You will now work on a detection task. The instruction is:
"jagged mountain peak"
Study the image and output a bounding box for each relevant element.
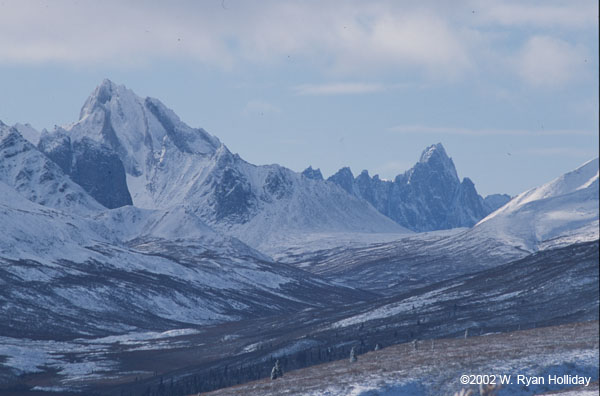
[325,143,507,231]
[327,166,355,194]
[77,79,221,153]
[79,78,127,120]
[63,80,222,180]
[419,142,447,163]
[413,142,459,182]
[301,166,323,180]
[333,166,353,178]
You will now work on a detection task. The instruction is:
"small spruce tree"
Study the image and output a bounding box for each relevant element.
[270,359,283,380]
[349,347,357,363]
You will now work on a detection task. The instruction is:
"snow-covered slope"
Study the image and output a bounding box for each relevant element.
[474,158,599,251]
[0,180,370,339]
[52,80,406,248]
[0,122,104,213]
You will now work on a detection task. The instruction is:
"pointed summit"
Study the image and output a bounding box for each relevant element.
[302,166,323,180]
[79,78,122,120]
[326,143,500,231]
[413,143,458,182]
[327,167,355,194]
[419,143,448,163]
[97,78,118,98]
[64,80,221,178]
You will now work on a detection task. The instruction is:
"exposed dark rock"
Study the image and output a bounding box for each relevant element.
[38,132,132,209]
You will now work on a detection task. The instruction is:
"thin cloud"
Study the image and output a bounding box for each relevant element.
[0,1,594,86]
[0,1,473,77]
[514,36,588,87]
[388,124,596,136]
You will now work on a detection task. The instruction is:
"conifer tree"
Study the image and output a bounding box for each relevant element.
[270,359,283,380]
[349,347,357,362]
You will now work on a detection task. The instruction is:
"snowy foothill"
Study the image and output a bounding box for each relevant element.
[474,158,599,251]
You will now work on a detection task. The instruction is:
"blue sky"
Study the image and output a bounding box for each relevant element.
[0,0,598,196]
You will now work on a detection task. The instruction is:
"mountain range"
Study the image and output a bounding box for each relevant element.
[36,80,406,250]
[1,80,596,312]
[15,80,512,242]
[0,79,597,394]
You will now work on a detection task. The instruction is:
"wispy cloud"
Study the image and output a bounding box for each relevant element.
[293,83,387,96]
[388,124,596,136]
[513,36,588,87]
[0,0,595,86]
[0,1,473,77]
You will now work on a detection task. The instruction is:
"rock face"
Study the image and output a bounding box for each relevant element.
[38,131,132,209]
[328,144,509,232]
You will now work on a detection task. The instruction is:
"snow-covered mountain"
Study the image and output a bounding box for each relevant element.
[47,79,405,249]
[473,158,599,251]
[326,143,510,232]
[0,121,104,213]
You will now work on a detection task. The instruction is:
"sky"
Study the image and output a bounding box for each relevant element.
[0,0,598,196]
